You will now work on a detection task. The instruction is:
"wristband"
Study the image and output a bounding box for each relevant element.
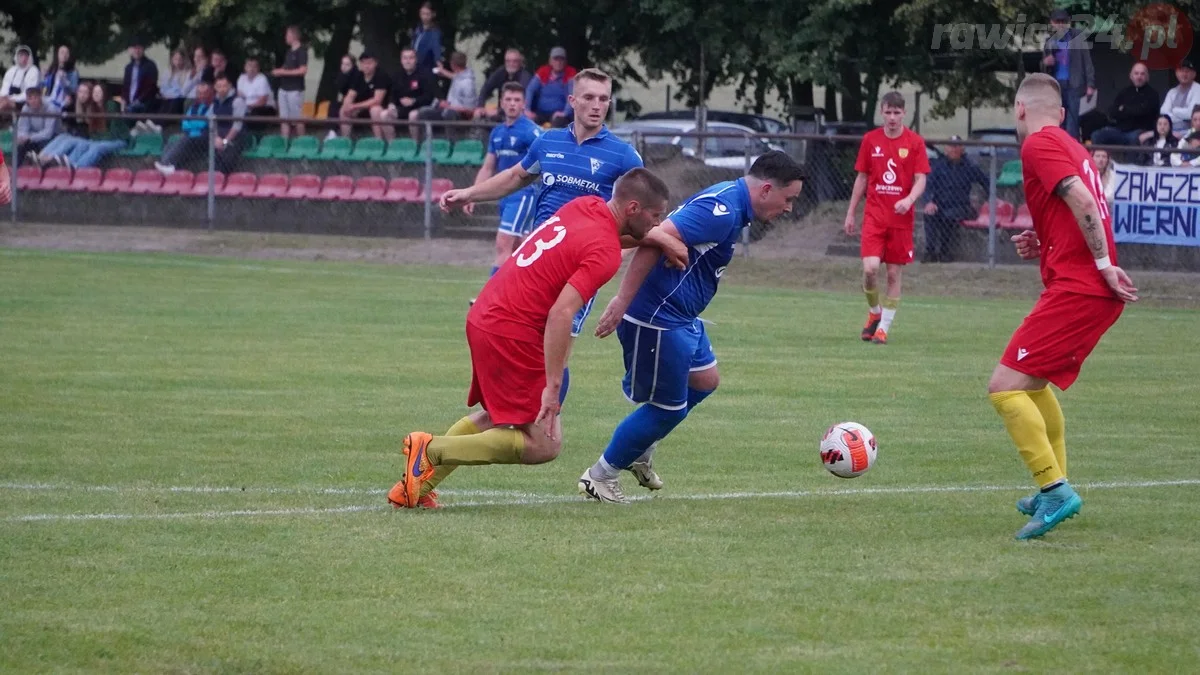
[1094,256,1112,271]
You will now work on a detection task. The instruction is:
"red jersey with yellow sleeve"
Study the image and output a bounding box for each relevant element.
[854,127,930,230]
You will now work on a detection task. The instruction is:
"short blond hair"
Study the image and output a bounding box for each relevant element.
[1015,73,1062,113]
[574,68,611,87]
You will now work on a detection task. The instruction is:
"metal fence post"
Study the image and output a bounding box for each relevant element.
[742,133,752,257]
[207,108,216,230]
[987,147,998,269]
[423,121,434,241]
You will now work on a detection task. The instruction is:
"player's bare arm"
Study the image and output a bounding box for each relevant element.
[895,173,927,214]
[595,221,684,338]
[440,165,537,212]
[844,173,868,234]
[464,154,499,216]
[539,285,587,435]
[619,226,687,269]
[0,164,10,206]
[1054,175,1139,303]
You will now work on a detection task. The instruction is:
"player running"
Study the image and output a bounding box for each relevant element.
[440,68,644,401]
[467,82,541,297]
[580,151,807,503]
[988,73,1138,540]
[843,91,929,345]
[388,169,672,509]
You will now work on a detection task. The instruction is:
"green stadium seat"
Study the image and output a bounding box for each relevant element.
[120,133,162,157]
[0,128,12,153]
[243,134,287,159]
[408,138,452,164]
[349,137,386,161]
[382,138,417,162]
[444,139,485,166]
[284,135,321,160]
[996,160,1023,188]
[317,136,353,160]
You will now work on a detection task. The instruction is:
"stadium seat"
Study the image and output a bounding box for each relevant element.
[120,169,165,194]
[429,177,455,202]
[65,167,102,192]
[15,165,41,190]
[0,128,12,153]
[284,135,320,160]
[997,160,1023,188]
[1010,203,1033,229]
[253,173,289,198]
[38,166,73,191]
[244,135,287,159]
[410,138,452,164]
[301,101,316,118]
[349,137,386,161]
[316,101,330,119]
[961,200,1015,229]
[120,133,163,157]
[94,167,133,193]
[315,175,354,201]
[187,171,225,196]
[218,172,257,197]
[159,170,196,195]
[317,136,353,160]
[381,177,421,203]
[284,174,322,199]
[382,138,417,162]
[444,139,484,166]
[346,175,387,202]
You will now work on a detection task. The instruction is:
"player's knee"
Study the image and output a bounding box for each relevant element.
[468,409,492,430]
[689,367,719,392]
[521,434,561,464]
[886,265,902,283]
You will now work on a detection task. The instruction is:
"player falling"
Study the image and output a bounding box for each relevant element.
[843,91,929,345]
[388,170,674,509]
[579,152,807,503]
[989,74,1137,540]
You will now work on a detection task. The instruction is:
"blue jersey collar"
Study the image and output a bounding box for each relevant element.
[734,177,755,223]
[567,122,611,143]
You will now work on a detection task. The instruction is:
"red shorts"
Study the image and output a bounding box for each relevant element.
[1001,289,1124,390]
[465,322,544,426]
[861,222,914,265]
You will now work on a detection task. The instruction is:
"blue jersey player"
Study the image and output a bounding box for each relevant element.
[441,68,647,402]
[578,151,807,503]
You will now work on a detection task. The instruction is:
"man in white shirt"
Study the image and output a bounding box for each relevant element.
[1161,59,1200,133]
[1,45,40,115]
[237,56,276,129]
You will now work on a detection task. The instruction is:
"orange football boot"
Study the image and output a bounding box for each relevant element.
[861,312,882,341]
[872,329,888,345]
[386,432,435,508]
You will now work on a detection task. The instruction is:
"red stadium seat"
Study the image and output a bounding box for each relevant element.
[119,169,164,194]
[65,167,102,192]
[218,172,256,197]
[961,200,1014,229]
[429,177,454,202]
[346,176,386,202]
[315,175,354,201]
[15,165,41,190]
[252,173,289,199]
[283,174,321,199]
[39,166,73,191]
[381,177,421,203]
[188,171,225,196]
[93,168,133,193]
[1010,203,1033,230]
[158,170,195,195]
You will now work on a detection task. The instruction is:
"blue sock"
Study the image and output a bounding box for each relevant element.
[602,404,688,470]
[558,367,570,405]
[489,265,499,277]
[687,387,713,412]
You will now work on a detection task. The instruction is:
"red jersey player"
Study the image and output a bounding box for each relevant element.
[387,168,673,509]
[844,91,930,345]
[0,147,10,206]
[988,74,1138,540]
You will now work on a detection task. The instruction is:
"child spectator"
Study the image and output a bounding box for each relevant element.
[272,26,308,138]
[1171,107,1200,168]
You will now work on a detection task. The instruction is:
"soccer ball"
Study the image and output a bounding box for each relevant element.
[819,422,877,478]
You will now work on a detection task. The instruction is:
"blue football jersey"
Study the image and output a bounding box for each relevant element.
[519,123,644,225]
[625,179,754,329]
[489,117,541,174]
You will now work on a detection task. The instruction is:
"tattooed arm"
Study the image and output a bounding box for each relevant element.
[1053,175,1139,302]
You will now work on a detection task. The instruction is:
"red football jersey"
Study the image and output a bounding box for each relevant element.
[854,127,930,230]
[1021,126,1118,298]
[469,196,623,344]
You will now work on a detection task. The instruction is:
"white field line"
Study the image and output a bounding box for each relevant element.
[2,479,1197,523]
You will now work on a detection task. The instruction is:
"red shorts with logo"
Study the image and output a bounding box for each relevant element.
[1000,288,1124,390]
[861,221,914,265]
[466,321,544,426]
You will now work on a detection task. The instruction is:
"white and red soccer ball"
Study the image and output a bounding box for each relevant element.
[820,422,877,478]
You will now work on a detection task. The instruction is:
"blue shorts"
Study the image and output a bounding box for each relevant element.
[618,318,717,410]
[571,296,596,338]
[497,191,537,237]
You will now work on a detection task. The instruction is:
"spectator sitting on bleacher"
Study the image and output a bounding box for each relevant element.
[124,37,161,133]
[191,47,210,92]
[61,81,92,136]
[1091,148,1116,207]
[1,45,40,116]
[473,49,532,122]
[210,74,246,172]
[155,75,245,175]
[419,51,476,129]
[328,54,358,123]
[155,81,214,175]
[202,50,235,87]
[273,26,308,139]
[921,135,988,263]
[1143,115,1179,167]
[377,47,438,142]
[1090,62,1159,147]
[36,82,129,169]
[42,45,78,112]
[1161,59,1200,133]
[17,87,60,160]
[525,46,575,127]
[238,57,277,131]
[337,51,388,139]
[1171,108,1200,168]
[160,49,199,116]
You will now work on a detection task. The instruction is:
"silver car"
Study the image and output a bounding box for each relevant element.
[613,120,782,168]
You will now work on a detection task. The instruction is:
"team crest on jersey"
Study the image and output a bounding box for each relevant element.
[898,148,909,158]
[590,158,603,174]
[509,136,517,147]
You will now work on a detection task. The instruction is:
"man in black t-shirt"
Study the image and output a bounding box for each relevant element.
[338,51,390,138]
[374,47,438,142]
[272,25,309,138]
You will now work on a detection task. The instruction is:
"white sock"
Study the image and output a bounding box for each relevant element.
[591,457,621,480]
[879,307,897,332]
[869,305,881,315]
[634,441,659,465]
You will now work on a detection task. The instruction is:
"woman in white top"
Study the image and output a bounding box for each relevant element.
[1091,149,1116,209]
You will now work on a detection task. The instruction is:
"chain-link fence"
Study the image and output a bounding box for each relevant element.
[5,109,1199,268]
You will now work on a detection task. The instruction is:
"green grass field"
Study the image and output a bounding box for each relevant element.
[2,248,1198,673]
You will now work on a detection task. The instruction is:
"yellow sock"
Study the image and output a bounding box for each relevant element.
[421,416,478,497]
[990,391,1064,488]
[1028,386,1066,478]
[427,428,524,466]
[864,286,881,312]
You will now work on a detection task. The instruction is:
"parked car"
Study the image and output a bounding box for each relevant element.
[613,120,782,169]
[631,110,790,135]
[963,127,1020,164]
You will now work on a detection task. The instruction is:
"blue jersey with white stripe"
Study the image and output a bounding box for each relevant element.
[520,123,644,225]
[490,117,541,200]
[625,179,754,330]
